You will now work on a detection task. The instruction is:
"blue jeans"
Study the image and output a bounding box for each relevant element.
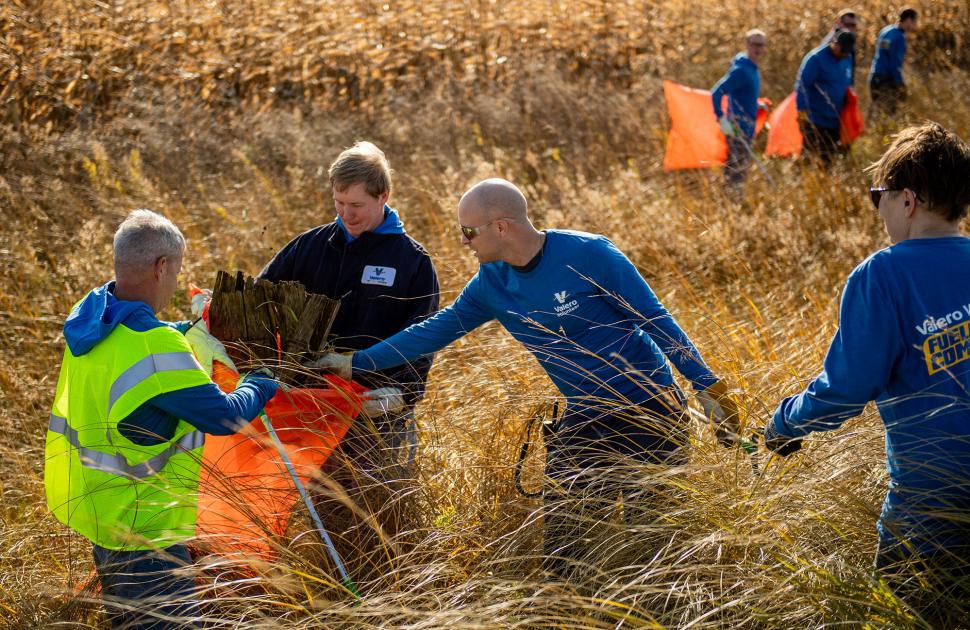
[92,543,199,629]
[725,135,753,192]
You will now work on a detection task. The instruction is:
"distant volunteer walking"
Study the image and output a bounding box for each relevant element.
[711,28,766,195]
[763,123,970,626]
[795,30,855,165]
[308,178,741,579]
[45,210,277,628]
[869,7,918,116]
[820,8,859,84]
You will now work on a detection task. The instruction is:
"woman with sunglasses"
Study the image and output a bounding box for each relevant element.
[763,122,970,624]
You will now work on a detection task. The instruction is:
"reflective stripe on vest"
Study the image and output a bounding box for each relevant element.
[108,351,201,415]
[48,413,204,479]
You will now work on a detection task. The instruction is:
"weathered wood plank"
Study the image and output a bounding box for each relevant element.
[206,270,340,376]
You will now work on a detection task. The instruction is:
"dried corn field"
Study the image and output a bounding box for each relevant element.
[2,0,970,627]
[4,0,969,130]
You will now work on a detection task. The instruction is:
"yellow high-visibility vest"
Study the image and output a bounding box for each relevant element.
[45,319,212,550]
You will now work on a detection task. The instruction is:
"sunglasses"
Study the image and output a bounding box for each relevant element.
[460,218,512,240]
[869,186,924,209]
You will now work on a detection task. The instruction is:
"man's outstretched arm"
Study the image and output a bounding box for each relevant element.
[332,275,494,377]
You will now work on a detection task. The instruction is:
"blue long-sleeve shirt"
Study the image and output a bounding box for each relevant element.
[711,53,761,139]
[353,230,717,422]
[795,44,853,129]
[772,238,970,552]
[870,25,907,85]
[64,282,278,446]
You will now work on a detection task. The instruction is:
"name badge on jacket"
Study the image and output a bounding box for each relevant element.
[361,265,396,287]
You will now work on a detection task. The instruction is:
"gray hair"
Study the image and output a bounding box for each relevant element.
[745,29,766,43]
[113,209,185,272]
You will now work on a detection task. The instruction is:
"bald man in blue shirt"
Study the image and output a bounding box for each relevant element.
[310,178,742,579]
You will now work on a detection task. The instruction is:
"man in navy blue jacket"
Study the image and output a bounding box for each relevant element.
[261,142,439,447]
[764,123,970,625]
[711,28,766,195]
[869,7,918,116]
[260,142,439,572]
[796,30,855,166]
[310,178,742,579]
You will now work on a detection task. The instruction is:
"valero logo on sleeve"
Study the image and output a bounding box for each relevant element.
[362,265,396,287]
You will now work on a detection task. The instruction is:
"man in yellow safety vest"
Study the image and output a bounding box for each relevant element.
[45,209,277,628]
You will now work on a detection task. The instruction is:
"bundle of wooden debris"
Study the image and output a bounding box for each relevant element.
[207,270,340,384]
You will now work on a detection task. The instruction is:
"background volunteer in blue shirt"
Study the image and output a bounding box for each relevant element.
[795,29,855,166]
[869,7,918,116]
[763,123,970,626]
[310,178,742,579]
[259,141,439,579]
[54,210,278,628]
[711,28,766,195]
[819,8,859,85]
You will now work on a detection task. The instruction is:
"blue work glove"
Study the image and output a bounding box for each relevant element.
[168,320,194,334]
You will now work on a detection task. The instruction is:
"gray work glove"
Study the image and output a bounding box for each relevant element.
[240,366,275,383]
[719,116,738,138]
[360,387,405,418]
[304,352,353,380]
[761,420,803,457]
[696,380,742,447]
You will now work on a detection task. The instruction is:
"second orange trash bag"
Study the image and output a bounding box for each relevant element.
[662,80,727,170]
[764,92,802,158]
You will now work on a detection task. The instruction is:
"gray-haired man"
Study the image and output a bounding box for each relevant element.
[45,209,277,627]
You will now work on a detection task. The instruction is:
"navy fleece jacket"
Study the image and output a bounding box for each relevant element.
[260,206,439,407]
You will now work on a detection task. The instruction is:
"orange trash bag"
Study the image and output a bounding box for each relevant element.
[755,98,771,136]
[840,87,865,145]
[663,80,727,170]
[765,92,803,158]
[195,361,366,560]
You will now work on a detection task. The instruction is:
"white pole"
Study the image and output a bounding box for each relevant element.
[259,412,361,598]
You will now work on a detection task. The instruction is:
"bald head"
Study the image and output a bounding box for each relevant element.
[459,178,529,223]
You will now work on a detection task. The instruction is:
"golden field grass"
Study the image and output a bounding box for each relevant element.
[2,0,970,627]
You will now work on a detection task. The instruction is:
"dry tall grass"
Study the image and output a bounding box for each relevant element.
[2,0,970,627]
